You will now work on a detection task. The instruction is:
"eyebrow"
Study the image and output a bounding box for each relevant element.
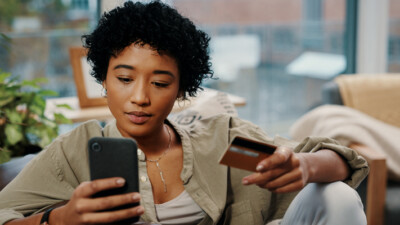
[113,64,175,77]
[114,64,134,70]
[153,70,175,77]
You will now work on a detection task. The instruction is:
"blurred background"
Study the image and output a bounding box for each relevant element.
[0,0,398,136]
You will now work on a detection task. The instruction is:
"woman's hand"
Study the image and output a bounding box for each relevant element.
[51,177,144,225]
[242,147,351,193]
[242,147,311,193]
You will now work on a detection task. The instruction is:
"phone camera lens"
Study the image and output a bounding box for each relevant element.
[92,142,101,152]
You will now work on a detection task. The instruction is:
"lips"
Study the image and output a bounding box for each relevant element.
[125,111,152,124]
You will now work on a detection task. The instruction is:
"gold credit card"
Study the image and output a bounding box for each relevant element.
[219,136,277,172]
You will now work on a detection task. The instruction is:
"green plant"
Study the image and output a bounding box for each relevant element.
[0,71,72,163]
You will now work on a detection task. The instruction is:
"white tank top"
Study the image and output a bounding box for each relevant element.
[154,190,205,224]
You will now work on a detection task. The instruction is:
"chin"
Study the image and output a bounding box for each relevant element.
[119,122,154,138]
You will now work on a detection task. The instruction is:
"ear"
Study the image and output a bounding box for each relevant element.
[102,81,106,90]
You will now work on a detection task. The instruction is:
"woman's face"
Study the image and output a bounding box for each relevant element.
[104,43,180,138]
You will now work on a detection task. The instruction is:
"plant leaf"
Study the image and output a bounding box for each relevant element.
[0,147,11,164]
[31,77,48,84]
[0,72,11,82]
[38,90,58,97]
[6,109,23,124]
[19,92,35,104]
[26,125,41,141]
[0,33,11,42]
[5,124,23,145]
[42,118,57,129]
[29,95,46,116]
[29,104,43,116]
[5,85,21,93]
[0,97,14,107]
[54,113,72,124]
[0,33,11,54]
[38,128,54,148]
[56,103,73,110]
[21,80,39,89]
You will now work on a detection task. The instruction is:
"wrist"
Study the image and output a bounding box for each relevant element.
[296,153,315,183]
[40,208,54,225]
[47,207,62,225]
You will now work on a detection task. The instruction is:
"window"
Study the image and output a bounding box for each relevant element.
[71,0,90,10]
[1,0,349,136]
[172,0,347,135]
[388,0,400,72]
[0,0,99,97]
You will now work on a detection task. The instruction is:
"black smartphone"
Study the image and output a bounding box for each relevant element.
[88,137,140,224]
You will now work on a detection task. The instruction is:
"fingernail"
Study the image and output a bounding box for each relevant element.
[256,164,264,171]
[132,194,140,201]
[116,178,125,185]
[137,206,144,214]
[242,179,249,185]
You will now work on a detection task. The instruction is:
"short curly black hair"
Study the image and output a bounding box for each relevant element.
[82,1,213,99]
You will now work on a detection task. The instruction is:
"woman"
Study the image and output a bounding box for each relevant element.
[0,1,368,225]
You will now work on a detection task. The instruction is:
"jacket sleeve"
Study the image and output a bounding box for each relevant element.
[0,139,74,224]
[0,121,102,225]
[292,136,369,189]
[227,115,368,188]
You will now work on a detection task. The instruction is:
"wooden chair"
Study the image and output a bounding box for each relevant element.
[349,144,387,225]
[322,75,400,225]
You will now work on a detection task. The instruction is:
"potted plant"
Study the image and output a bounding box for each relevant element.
[0,71,72,163]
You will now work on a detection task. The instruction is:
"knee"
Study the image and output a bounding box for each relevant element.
[321,181,362,210]
[289,181,360,206]
[281,182,366,225]
[324,181,361,204]
[318,181,366,224]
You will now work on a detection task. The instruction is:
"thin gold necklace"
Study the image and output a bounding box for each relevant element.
[146,124,171,193]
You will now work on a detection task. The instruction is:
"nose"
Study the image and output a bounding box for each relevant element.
[130,80,150,106]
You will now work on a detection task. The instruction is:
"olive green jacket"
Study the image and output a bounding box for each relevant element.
[0,114,369,225]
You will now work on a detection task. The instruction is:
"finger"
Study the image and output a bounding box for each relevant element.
[270,180,305,193]
[242,167,287,186]
[256,146,293,172]
[80,205,145,224]
[75,192,141,213]
[74,177,126,198]
[261,168,303,190]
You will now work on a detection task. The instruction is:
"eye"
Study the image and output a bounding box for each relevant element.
[152,82,169,88]
[117,77,132,83]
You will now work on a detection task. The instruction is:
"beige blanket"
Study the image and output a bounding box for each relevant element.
[289,104,400,181]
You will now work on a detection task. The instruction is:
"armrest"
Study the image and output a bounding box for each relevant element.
[349,143,387,225]
[350,143,386,162]
[0,154,36,191]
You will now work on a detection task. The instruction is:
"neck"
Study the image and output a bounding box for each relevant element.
[135,124,172,159]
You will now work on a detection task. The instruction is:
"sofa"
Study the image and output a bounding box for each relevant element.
[0,154,36,191]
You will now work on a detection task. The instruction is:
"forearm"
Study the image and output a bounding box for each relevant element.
[4,213,42,225]
[298,149,351,183]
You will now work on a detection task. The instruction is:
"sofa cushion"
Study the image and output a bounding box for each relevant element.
[0,154,36,191]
